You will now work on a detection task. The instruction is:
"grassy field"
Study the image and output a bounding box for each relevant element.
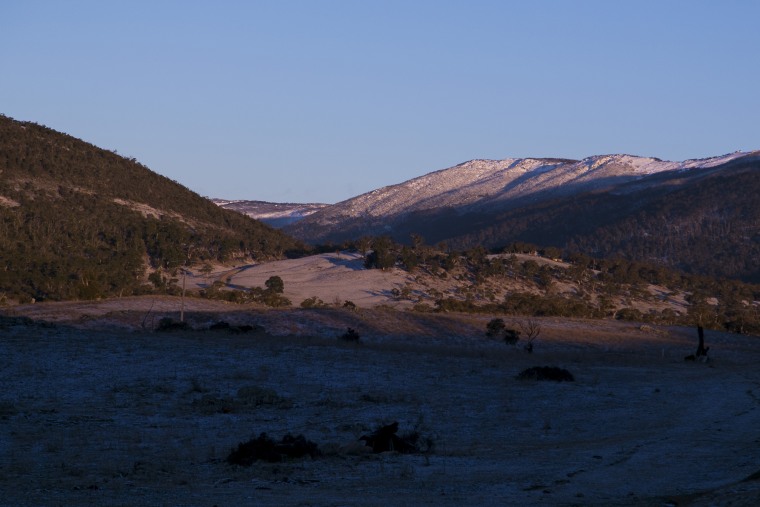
[2,301,760,505]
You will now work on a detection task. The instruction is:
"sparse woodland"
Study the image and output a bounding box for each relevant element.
[353,236,760,335]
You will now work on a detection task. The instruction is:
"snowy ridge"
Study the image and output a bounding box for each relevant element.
[297,151,756,230]
[212,199,328,227]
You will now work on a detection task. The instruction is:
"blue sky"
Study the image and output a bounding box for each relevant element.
[2,1,759,203]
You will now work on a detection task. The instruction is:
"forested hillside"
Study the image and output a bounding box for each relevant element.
[444,157,760,282]
[0,114,302,301]
[280,151,760,283]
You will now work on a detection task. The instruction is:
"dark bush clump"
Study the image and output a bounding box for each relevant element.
[485,318,521,345]
[485,318,506,337]
[517,366,574,382]
[340,327,361,342]
[156,317,189,332]
[208,321,259,334]
[209,321,230,331]
[0,315,35,328]
[227,433,320,466]
[359,422,419,454]
[503,328,521,345]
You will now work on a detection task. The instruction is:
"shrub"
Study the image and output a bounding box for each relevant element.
[301,296,327,308]
[208,321,259,334]
[264,275,284,294]
[359,421,419,454]
[503,328,521,345]
[209,321,231,331]
[486,317,521,344]
[227,433,319,465]
[156,317,189,332]
[259,292,292,307]
[485,318,506,337]
[616,308,643,321]
[517,366,574,382]
[339,327,360,342]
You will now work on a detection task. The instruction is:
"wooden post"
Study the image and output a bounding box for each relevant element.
[180,269,186,323]
[696,326,709,357]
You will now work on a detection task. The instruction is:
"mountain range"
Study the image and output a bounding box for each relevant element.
[219,151,760,282]
[211,199,328,228]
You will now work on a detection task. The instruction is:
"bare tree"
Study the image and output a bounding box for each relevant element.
[520,318,541,353]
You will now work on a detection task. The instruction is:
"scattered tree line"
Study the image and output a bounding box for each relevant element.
[346,235,760,335]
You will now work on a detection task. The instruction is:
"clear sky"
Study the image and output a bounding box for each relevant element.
[2,1,758,203]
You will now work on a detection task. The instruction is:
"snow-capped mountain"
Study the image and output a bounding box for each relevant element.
[283,151,758,243]
[212,199,328,228]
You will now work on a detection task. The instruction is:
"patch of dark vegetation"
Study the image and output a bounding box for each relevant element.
[300,296,328,308]
[227,433,320,465]
[339,327,361,342]
[208,321,259,334]
[359,422,428,454]
[517,366,575,382]
[0,315,35,328]
[0,315,57,329]
[741,469,760,482]
[155,317,189,332]
[503,328,521,345]
[485,317,506,337]
[485,318,522,345]
[209,321,231,331]
[399,429,435,454]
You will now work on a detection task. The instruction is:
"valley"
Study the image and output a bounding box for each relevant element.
[2,113,760,505]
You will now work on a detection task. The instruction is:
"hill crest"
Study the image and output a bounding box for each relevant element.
[0,114,302,301]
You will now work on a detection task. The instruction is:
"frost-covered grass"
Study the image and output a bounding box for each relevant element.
[2,309,760,505]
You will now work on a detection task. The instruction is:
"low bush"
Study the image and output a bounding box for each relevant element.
[208,321,259,334]
[503,328,521,345]
[517,366,574,382]
[227,433,320,465]
[485,318,506,337]
[339,327,361,342]
[301,296,327,308]
[156,317,189,332]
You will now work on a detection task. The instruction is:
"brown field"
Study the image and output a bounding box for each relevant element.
[2,296,760,506]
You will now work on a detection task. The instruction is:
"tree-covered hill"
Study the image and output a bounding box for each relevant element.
[0,114,302,302]
[442,156,760,283]
[320,155,760,283]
